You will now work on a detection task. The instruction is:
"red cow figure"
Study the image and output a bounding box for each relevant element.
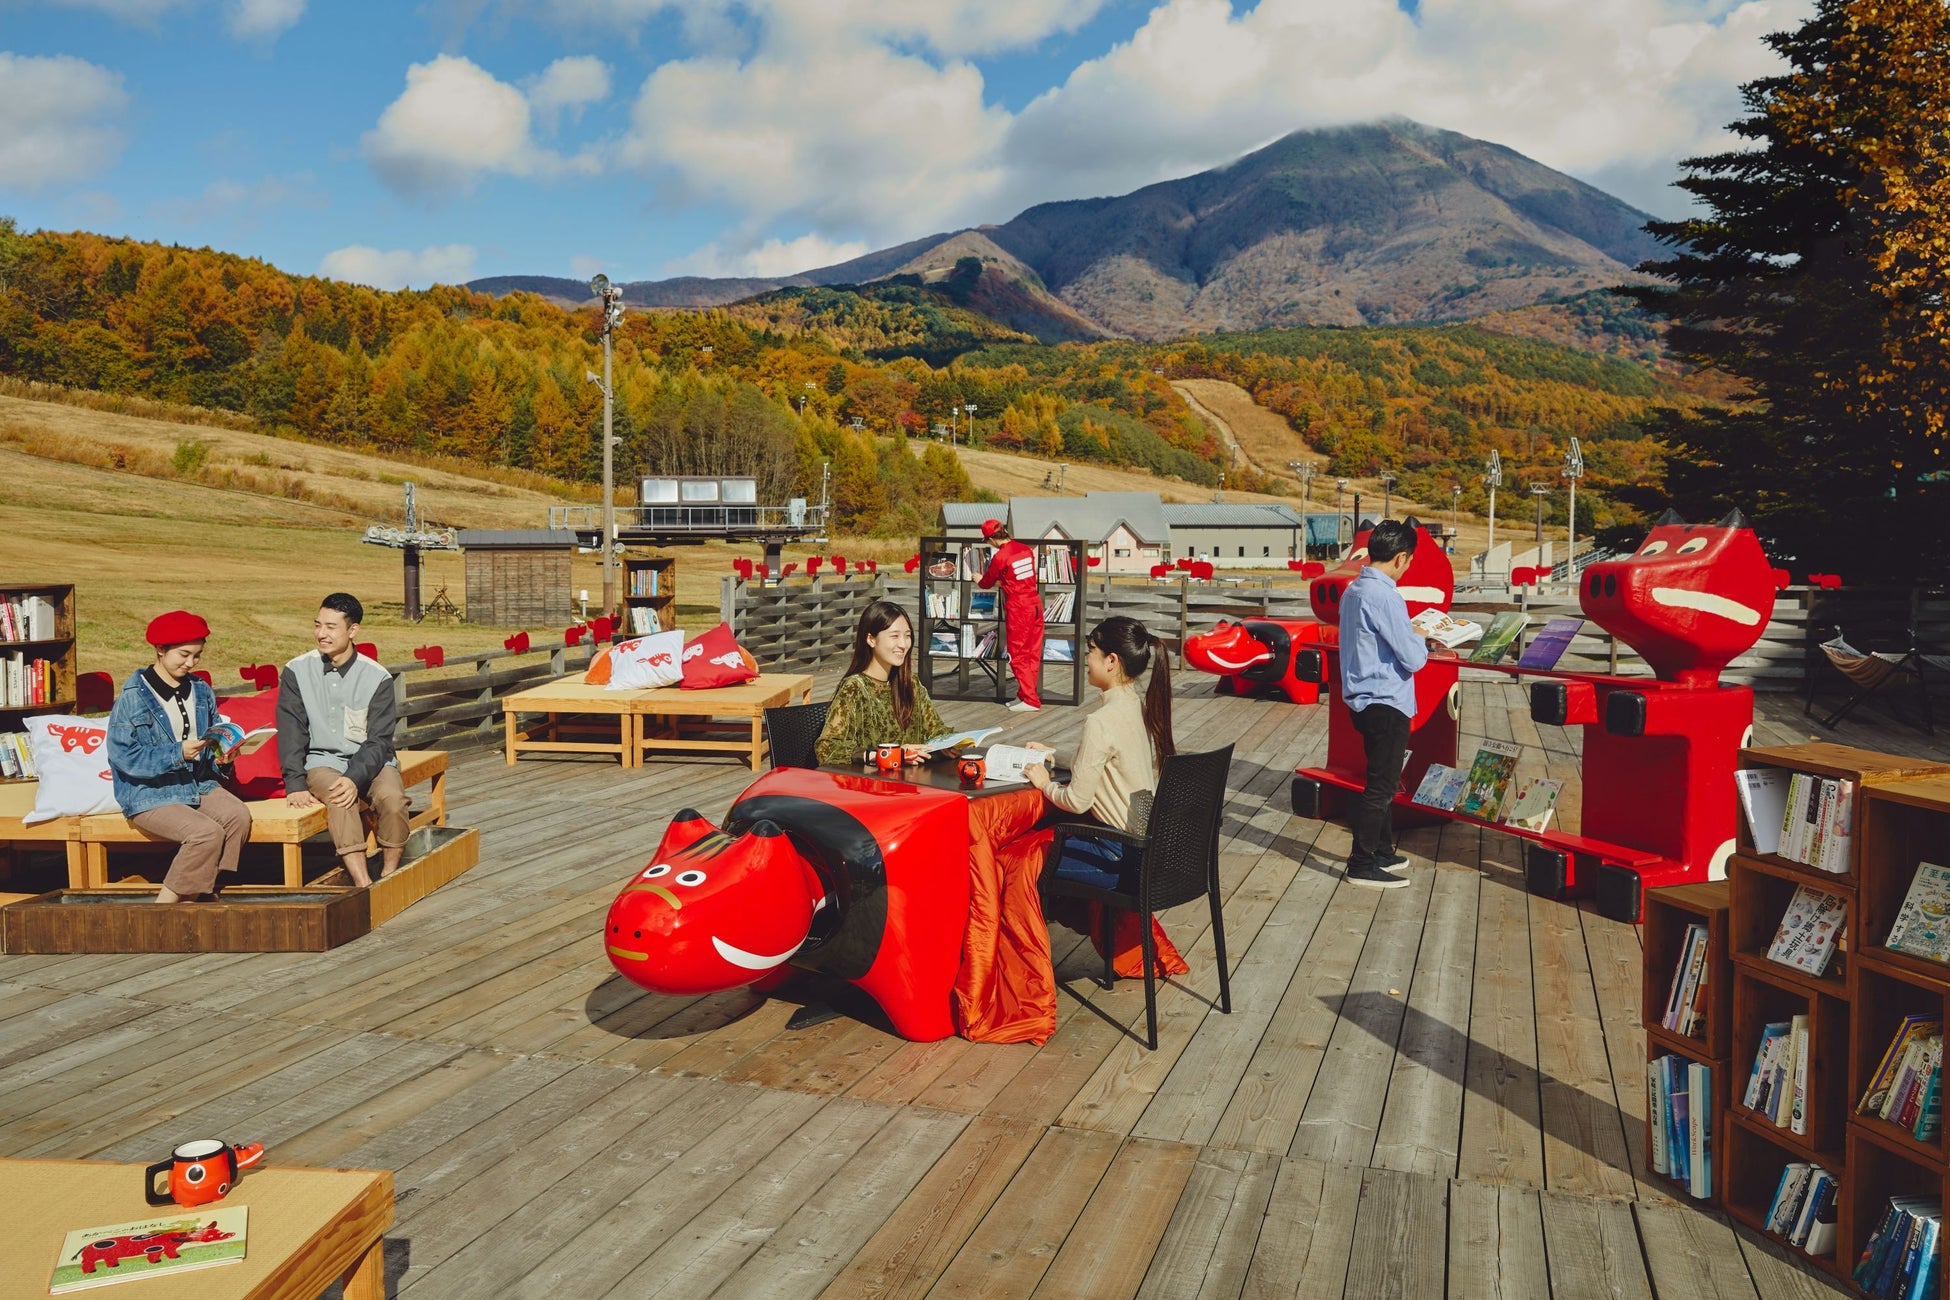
[79,1222,233,1274]
[504,631,530,654]
[1183,619,1324,704]
[806,556,823,576]
[604,768,972,1042]
[1293,522,1461,819]
[412,645,445,670]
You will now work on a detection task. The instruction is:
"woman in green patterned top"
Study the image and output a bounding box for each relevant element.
[814,600,949,767]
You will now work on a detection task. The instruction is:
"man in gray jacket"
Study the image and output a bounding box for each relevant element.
[278,592,406,886]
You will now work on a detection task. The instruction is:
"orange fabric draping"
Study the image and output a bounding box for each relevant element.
[953,788,1191,1045]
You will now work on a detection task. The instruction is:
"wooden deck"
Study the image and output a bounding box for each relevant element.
[2,672,1942,1298]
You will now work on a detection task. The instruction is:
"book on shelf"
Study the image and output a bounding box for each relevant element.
[968,590,998,618]
[1774,772,1855,872]
[1409,608,1481,648]
[1765,1163,1839,1254]
[1035,546,1075,584]
[1662,922,1711,1036]
[1044,638,1075,662]
[1041,590,1075,622]
[1466,611,1529,665]
[628,569,661,596]
[1885,861,1950,962]
[1764,883,1847,977]
[0,730,37,779]
[1858,1017,1944,1138]
[0,593,56,642]
[1852,1197,1941,1298]
[1743,1019,1792,1115]
[1453,740,1521,821]
[959,544,995,580]
[1500,777,1561,832]
[1735,768,1791,856]
[48,1206,248,1293]
[1411,762,1467,811]
[928,629,959,657]
[925,590,962,620]
[1513,615,1583,670]
[1,650,57,708]
[1648,1054,1712,1198]
[628,607,662,635]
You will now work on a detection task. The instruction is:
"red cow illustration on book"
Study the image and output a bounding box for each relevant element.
[78,1222,232,1273]
[1183,618,1325,704]
[603,768,971,1041]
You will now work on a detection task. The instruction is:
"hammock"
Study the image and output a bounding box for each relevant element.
[1810,634,1946,734]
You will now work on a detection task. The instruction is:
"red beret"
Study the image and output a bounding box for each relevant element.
[146,610,210,647]
[981,518,1005,538]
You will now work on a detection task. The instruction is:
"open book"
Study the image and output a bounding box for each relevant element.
[919,726,1003,755]
[1409,609,1482,648]
[202,720,275,764]
[982,743,1053,784]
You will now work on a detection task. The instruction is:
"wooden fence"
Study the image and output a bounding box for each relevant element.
[719,574,885,669]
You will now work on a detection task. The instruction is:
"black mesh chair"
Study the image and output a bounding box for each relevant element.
[1038,744,1234,1049]
[764,700,832,770]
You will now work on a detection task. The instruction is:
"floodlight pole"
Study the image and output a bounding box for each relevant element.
[590,274,623,619]
[1563,436,1585,575]
[1484,449,1502,561]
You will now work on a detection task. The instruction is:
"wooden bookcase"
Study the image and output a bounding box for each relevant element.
[1643,881,1731,1205]
[0,583,77,782]
[620,556,676,636]
[1716,744,1950,1291]
[917,536,1086,706]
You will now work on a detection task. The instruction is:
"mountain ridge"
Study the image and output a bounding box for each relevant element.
[469,118,1659,342]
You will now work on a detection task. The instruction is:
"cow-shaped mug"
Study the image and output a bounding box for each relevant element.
[145,1139,264,1208]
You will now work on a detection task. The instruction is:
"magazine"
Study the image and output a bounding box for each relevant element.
[1409,609,1482,649]
[982,743,1054,784]
[50,1207,248,1293]
[200,720,275,764]
[1454,740,1522,821]
[1886,862,1950,963]
[919,727,1003,756]
[1501,777,1563,832]
[968,591,998,619]
[1515,616,1584,670]
[1411,762,1467,811]
[1766,883,1848,976]
[1045,638,1076,662]
[927,629,959,657]
[1468,612,1530,665]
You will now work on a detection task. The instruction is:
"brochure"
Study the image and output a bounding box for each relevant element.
[1467,612,1530,665]
[1515,616,1585,670]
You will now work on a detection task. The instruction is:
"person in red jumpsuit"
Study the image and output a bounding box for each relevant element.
[978,517,1044,712]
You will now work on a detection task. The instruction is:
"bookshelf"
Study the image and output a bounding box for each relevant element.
[0,583,77,782]
[1719,744,1950,1289]
[916,536,1087,706]
[620,556,676,636]
[1643,881,1730,1206]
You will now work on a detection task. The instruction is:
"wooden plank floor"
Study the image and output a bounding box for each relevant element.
[2,667,1931,1298]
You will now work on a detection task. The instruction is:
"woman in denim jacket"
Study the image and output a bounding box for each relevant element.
[107,611,251,902]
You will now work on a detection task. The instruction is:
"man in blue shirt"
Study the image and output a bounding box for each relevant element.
[1337,520,1443,888]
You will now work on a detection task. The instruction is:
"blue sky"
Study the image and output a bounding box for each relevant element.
[0,0,1812,290]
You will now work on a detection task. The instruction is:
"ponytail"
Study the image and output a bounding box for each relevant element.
[1088,615,1175,772]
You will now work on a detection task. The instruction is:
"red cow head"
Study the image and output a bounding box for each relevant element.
[1578,509,1777,687]
[604,810,827,996]
[1185,620,1274,676]
[1308,523,1453,627]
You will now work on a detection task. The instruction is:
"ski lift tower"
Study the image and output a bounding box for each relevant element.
[362,482,459,620]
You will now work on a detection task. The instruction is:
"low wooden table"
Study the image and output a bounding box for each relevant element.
[0,1158,391,1299]
[503,673,814,771]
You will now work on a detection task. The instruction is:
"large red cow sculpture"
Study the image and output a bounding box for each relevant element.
[1183,619,1325,704]
[604,767,971,1041]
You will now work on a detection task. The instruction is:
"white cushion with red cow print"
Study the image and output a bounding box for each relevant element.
[605,629,686,691]
[22,713,120,823]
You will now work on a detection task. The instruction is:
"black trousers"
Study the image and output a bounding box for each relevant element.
[1347,703,1412,870]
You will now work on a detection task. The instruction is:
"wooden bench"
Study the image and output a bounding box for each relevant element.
[0,782,86,892]
[1,750,449,890]
[503,674,814,772]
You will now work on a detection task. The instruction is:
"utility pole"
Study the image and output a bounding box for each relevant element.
[1335,477,1348,547]
[1531,483,1548,544]
[1379,471,1396,522]
[1484,449,1502,560]
[1450,483,1462,553]
[1563,436,1584,574]
[587,273,624,619]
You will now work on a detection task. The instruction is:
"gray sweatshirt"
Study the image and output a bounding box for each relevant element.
[277,649,398,792]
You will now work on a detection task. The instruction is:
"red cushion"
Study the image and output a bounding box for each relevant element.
[680,622,760,690]
[217,688,285,800]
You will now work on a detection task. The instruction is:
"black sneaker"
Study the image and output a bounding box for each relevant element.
[1345,863,1411,890]
[1377,851,1409,870]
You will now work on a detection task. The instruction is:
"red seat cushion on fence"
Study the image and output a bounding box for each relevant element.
[217,687,285,800]
[681,622,761,690]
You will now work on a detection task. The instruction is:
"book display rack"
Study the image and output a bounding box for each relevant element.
[620,556,676,636]
[916,536,1085,706]
[1696,743,1950,1290]
[0,584,77,783]
[1643,881,1731,1204]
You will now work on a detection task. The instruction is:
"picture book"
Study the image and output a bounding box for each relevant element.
[1467,612,1530,665]
[1765,883,1848,976]
[1735,768,1791,856]
[1411,763,1465,811]
[1886,862,1950,963]
[200,720,275,764]
[49,1207,247,1293]
[968,590,998,618]
[927,629,959,657]
[958,544,995,580]
[1501,777,1562,832]
[919,727,1003,755]
[1409,609,1482,648]
[1044,638,1075,662]
[1514,616,1584,670]
[1454,741,1522,821]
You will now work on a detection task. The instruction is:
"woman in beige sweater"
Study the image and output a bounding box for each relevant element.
[1026,616,1175,886]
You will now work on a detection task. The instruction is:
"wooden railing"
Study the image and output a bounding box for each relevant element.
[719,573,886,669]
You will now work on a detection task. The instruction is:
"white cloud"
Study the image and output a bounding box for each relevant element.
[530,0,1108,57]
[318,243,477,290]
[527,55,611,125]
[228,0,305,39]
[666,233,872,278]
[362,54,603,198]
[0,52,128,191]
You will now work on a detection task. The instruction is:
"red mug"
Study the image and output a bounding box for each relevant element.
[145,1140,264,1208]
[874,742,903,773]
[957,755,985,785]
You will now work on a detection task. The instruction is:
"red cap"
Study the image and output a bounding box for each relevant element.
[980,518,1005,539]
[145,610,210,647]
